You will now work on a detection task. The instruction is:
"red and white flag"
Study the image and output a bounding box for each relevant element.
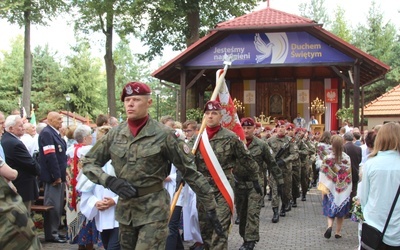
[216,69,245,141]
[198,132,235,214]
[216,85,245,141]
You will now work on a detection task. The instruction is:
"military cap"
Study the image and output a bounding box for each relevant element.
[204,100,222,112]
[121,81,151,101]
[241,117,255,127]
[286,123,295,130]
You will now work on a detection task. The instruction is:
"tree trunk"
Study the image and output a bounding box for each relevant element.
[104,14,116,117]
[22,9,32,117]
[186,7,200,47]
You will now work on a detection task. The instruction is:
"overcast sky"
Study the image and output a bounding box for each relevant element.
[0,0,399,69]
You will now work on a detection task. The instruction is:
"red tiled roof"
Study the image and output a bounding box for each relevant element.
[152,6,389,85]
[364,84,400,116]
[215,7,316,29]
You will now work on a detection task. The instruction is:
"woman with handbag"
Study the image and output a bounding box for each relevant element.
[318,135,352,239]
[359,122,400,249]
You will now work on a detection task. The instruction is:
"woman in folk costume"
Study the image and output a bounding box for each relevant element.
[318,135,352,239]
[77,126,120,250]
[66,125,101,250]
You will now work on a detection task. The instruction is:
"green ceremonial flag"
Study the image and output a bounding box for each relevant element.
[30,110,36,125]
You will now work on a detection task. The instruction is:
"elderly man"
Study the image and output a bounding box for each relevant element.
[1,115,39,213]
[82,82,222,250]
[20,123,36,156]
[38,112,68,243]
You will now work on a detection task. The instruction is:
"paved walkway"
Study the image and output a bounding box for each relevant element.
[41,187,360,249]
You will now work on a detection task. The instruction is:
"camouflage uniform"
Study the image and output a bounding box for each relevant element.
[0,177,42,250]
[195,127,259,250]
[294,138,308,203]
[302,139,316,198]
[267,135,298,213]
[82,119,217,250]
[236,136,283,241]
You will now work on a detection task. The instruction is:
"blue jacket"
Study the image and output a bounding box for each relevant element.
[38,125,67,183]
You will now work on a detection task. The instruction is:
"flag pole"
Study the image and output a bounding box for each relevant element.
[191,58,232,154]
[169,57,232,222]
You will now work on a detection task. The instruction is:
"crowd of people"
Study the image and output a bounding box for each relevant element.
[0,81,399,250]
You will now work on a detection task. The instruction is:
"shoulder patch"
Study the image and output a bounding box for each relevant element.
[183,144,190,154]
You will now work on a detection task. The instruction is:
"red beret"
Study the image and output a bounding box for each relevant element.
[264,126,272,131]
[204,100,222,112]
[121,82,151,101]
[286,123,295,130]
[241,117,255,127]
[255,122,261,128]
[295,127,303,134]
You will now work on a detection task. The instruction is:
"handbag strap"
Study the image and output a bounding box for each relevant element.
[382,184,400,236]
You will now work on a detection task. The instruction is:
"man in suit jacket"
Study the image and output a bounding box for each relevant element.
[39,111,67,243]
[343,132,362,201]
[1,115,39,213]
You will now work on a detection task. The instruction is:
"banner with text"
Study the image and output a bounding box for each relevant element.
[186,32,354,67]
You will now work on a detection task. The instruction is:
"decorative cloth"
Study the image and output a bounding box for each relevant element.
[319,152,352,211]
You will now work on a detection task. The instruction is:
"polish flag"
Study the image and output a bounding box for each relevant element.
[216,70,245,141]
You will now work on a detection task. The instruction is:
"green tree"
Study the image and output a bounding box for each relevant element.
[352,1,399,104]
[131,0,259,61]
[0,35,24,114]
[299,0,330,27]
[113,39,151,118]
[31,44,64,120]
[0,0,68,115]
[329,6,352,42]
[70,0,140,118]
[62,40,107,120]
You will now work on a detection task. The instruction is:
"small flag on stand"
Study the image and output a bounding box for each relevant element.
[30,106,36,125]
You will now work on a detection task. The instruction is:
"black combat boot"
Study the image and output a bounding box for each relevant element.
[235,216,240,225]
[259,197,265,207]
[280,205,286,217]
[272,207,279,223]
[292,198,297,207]
[285,202,292,212]
[239,241,256,250]
[302,194,306,201]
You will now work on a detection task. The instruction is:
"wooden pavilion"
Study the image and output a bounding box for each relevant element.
[152,6,390,131]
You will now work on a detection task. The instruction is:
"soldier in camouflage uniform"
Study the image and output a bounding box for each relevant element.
[302,131,316,200]
[194,101,260,250]
[0,176,42,250]
[292,128,308,207]
[82,82,223,250]
[267,125,298,218]
[236,118,284,250]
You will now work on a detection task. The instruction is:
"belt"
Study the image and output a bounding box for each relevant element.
[136,183,164,197]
